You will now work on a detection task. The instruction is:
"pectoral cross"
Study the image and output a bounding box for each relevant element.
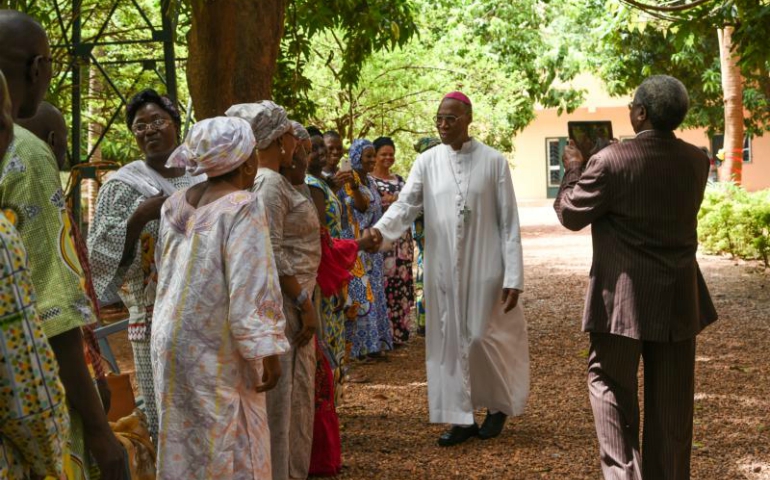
[461,205,471,223]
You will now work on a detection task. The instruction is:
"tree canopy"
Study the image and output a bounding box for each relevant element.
[5,0,769,174]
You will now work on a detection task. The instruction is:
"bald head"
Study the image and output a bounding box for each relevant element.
[17,101,67,169]
[0,70,13,159]
[0,10,52,120]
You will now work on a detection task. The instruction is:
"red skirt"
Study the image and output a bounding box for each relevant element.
[309,338,342,476]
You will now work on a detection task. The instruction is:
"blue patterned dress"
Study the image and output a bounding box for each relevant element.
[338,173,393,357]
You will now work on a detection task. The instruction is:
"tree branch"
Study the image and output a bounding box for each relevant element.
[619,0,715,13]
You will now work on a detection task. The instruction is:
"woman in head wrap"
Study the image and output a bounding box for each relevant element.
[87,88,204,439]
[371,136,415,345]
[152,116,289,479]
[337,139,393,365]
[411,137,441,335]
[226,102,319,480]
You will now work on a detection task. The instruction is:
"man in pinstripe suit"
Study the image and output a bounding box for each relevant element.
[554,75,718,480]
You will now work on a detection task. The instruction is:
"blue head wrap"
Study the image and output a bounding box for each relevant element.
[349,138,373,171]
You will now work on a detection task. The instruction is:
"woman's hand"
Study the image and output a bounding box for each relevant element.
[256,355,282,393]
[294,300,318,348]
[334,170,354,188]
[358,228,383,253]
[135,195,168,222]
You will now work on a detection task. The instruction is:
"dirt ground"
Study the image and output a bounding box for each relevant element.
[108,204,770,479]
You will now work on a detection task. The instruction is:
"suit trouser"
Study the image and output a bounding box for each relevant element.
[587,333,696,480]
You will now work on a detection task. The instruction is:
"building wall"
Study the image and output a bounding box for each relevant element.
[511,105,770,200]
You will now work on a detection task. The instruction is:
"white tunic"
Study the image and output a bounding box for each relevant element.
[375,139,529,425]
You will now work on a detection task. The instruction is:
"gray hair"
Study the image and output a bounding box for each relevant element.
[633,75,689,131]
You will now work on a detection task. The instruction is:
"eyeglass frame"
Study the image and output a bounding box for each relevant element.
[131,118,172,135]
[433,113,466,126]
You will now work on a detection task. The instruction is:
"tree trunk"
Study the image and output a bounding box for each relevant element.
[717,27,744,184]
[83,60,104,227]
[186,0,286,120]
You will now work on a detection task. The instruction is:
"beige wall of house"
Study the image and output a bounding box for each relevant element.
[509,75,770,200]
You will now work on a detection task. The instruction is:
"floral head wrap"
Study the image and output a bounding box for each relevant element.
[349,139,373,171]
[166,116,255,177]
[225,101,291,149]
[290,121,310,141]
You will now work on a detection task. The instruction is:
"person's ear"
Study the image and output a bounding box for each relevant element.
[27,55,44,86]
[637,105,647,122]
[47,130,56,150]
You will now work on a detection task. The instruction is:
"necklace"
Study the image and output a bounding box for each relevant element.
[448,153,473,223]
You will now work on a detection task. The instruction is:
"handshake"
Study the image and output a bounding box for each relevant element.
[357,228,384,253]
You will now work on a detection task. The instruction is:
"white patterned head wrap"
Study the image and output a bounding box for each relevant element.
[225,101,292,149]
[165,116,255,177]
[290,120,310,141]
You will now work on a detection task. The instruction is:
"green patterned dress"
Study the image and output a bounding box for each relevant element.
[305,175,347,370]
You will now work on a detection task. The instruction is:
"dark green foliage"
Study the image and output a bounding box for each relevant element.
[589,1,770,137]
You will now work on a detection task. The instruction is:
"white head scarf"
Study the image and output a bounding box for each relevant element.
[225,101,292,149]
[165,116,255,177]
[290,120,310,141]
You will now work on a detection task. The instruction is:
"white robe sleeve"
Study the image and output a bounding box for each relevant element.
[374,155,425,243]
[496,157,524,291]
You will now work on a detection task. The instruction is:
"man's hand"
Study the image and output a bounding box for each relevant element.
[294,300,317,348]
[84,428,127,480]
[501,288,521,313]
[256,355,282,393]
[562,139,585,169]
[359,228,383,253]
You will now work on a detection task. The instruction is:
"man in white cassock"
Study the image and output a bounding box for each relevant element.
[365,91,529,446]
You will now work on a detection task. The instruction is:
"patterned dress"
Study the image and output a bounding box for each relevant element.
[88,163,199,440]
[338,173,392,358]
[253,169,320,480]
[412,215,426,332]
[306,175,347,368]
[373,175,415,343]
[1,125,96,479]
[152,190,289,480]
[0,213,69,480]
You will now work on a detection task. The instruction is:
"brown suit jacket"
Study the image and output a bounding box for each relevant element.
[554,130,718,342]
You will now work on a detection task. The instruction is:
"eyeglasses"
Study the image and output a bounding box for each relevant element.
[434,114,465,126]
[132,118,170,135]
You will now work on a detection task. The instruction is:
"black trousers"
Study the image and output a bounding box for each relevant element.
[587,333,696,480]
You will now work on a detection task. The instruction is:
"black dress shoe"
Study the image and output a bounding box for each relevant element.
[478,411,508,440]
[437,424,479,447]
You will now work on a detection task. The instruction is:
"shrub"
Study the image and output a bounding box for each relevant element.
[698,183,770,267]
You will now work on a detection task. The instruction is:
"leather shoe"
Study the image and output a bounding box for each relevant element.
[478,411,507,440]
[437,424,478,447]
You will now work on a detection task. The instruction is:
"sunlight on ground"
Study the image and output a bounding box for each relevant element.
[361,382,427,391]
[695,393,768,408]
[737,456,770,479]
